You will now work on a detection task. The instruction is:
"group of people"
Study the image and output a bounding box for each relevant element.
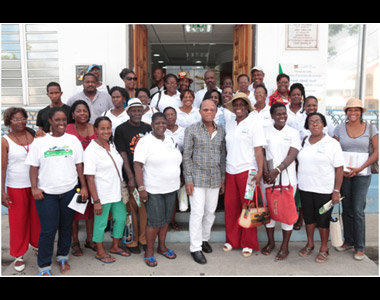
[1,64,378,275]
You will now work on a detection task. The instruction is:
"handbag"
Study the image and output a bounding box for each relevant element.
[368,123,379,174]
[238,185,271,229]
[177,184,188,212]
[330,203,343,247]
[265,170,298,226]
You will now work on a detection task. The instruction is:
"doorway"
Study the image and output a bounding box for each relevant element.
[134,24,255,92]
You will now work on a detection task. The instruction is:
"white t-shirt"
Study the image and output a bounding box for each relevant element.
[249,105,273,129]
[225,114,267,174]
[25,133,83,194]
[102,109,129,136]
[297,134,344,194]
[165,125,185,152]
[176,107,201,129]
[292,113,336,140]
[134,133,182,194]
[264,124,301,186]
[150,91,181,112]
[83,140,123,205]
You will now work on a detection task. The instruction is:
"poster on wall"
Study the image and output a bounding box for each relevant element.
[75,64,103,86]
[286,24,319,50]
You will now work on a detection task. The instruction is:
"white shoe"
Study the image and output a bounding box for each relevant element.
[354,251,365,261]
[242,247,253,257]
[13,256,25,272]
[223,243,232,252]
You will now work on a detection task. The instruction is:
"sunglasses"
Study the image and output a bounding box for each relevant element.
[126,76,138,81]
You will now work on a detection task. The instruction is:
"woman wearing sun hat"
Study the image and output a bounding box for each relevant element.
[223,92,266,257]
[333,98,378,261]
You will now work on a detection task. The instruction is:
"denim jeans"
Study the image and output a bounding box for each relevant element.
[35,187,76,272]
[340,175,371,252]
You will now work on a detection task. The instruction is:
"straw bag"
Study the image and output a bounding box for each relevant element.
[238,186,270,229]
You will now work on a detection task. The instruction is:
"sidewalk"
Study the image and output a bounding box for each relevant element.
[1,214,378,277]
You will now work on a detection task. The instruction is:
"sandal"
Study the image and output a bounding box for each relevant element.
[84,240,97,252]
[13,256,25,272]
[315,250,329,263]
[95,254,115,264]
[261,244,275,256]
[158,249,176,259]
[71,242,83,257]
[299,246,314,257]
[144,256,158,267]
[274,249,289,261]
[223,243,232,252]
[58,259,71,274]
[242,247,253,257]
[37,269,52,276]
[110,249,131,257]
[169,222,180,230]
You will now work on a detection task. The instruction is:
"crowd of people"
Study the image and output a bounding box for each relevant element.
[1,64,378,275]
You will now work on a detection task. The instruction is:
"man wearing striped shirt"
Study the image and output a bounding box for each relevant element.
[183,100,226,264]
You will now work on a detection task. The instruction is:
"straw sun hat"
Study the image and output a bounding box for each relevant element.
[224,92,254,113]
[343,98,367,113]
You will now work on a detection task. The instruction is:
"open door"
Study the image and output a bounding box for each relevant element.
[232,25,253,88]
[132,25,148,88]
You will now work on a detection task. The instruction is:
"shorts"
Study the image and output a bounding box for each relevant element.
[145,191,177,228]
[299,190,332,228]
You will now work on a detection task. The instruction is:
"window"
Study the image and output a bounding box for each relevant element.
[1,23,59,107]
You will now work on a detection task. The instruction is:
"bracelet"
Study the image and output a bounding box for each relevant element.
[138,186,146,191]
[94,199,100,204]
[276,167,282,174]
[333,189,340,193]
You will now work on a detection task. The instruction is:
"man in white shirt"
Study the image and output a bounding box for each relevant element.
[194,70,221,108]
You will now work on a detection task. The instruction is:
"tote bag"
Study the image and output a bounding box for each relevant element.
[265,171,298,226]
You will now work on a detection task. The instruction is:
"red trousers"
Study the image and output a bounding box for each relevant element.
[7,187,40,257]
[224,171,259,251]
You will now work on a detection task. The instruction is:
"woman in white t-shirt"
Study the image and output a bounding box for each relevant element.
[102,86,129,135]
[25,107,88,276]
[261,102,301,260]
[223,92,266,258]
[84,116,127,264]
[297,112,344,263]
[176,89,201,129]
[1,107,40,272]
[134,112,182,267]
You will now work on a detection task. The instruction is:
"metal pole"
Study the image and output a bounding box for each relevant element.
[359,24,367,105]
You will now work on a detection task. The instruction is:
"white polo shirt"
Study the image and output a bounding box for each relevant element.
[297,134,344,194]
[83,140,124,204]
[176,107,201,129]
[134,133,182,194]
[150,91,181,112]
[249,105,273,129]
[264,124,301,186]
[225,114,267,174]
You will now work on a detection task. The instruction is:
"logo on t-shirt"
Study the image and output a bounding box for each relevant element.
[44,145,73,158]
[129,133,146,154]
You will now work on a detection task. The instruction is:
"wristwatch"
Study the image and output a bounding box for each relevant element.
[94,199,100,204]
[138,186,146,192]
[333,189,340,193]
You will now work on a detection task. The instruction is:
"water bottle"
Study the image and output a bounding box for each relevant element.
[244,169,257,200]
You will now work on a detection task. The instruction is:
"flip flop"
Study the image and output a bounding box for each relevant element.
[144,256,157,267]
[110,249,131,257]
[58,259,71,274]
[95,255,115,264]
[158,249,176,259]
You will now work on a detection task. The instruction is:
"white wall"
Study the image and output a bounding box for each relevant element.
[57,23,129,103]
[255,24,329,112]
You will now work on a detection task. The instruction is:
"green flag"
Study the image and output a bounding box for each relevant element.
[279,64,283,74]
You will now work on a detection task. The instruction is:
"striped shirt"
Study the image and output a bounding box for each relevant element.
[183,121,226,188]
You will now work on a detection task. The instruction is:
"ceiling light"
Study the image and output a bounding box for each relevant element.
[158,61,164,64]
[195,60,202,64]
[153,53,160,57]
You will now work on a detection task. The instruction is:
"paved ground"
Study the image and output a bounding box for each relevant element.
[1,214,378,277]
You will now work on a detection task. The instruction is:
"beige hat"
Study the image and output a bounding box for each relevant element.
[344,98,367,113]
[126,98,146,111]
[224,92,254,113]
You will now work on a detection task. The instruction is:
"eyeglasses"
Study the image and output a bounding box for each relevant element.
[166,81,178,85]
[126,76,137,81]
[308,119,323,125]
[278,81,289,85]
[10,118,27,123]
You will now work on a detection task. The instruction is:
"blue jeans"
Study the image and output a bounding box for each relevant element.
[35,187,76,272]
[340,175,371,252]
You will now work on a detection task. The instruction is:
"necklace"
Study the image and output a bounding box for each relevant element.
[11,130,29,152]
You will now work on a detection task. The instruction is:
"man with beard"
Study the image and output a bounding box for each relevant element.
[67,73,113,124]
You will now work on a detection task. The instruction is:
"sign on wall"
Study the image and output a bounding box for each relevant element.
[286,24,319,50]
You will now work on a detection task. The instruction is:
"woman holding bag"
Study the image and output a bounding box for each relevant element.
[261,102,301,260]
[84,116,128,264]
